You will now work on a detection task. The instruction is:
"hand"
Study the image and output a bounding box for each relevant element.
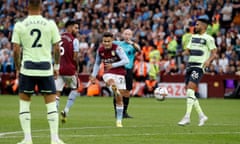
[127,40,134,45]
[54,70,59,80]
[104,63,112,71]
[203,60,211,69]
[181,50,189,56]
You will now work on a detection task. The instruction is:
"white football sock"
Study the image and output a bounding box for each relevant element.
[46,102,59,142]
[19,100,32,141]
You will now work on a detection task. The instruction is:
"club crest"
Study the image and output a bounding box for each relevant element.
[111,50,115,56]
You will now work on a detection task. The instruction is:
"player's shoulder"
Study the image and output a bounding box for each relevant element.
[113,40,122,45]
[47,19,57,24]
[13,19,25,31]
[35,16,57,26]
[203,33,215,41]
[116,45,124,52]
[39,18,57,27]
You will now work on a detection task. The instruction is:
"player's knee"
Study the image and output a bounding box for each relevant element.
[186,89,196,99]
[121,90,130,97]
[106,79,115,86]
[187,81,197,91]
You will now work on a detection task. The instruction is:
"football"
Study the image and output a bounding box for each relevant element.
[154,87,168,101]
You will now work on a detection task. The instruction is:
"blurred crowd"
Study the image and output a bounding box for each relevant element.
[1,0,240,81]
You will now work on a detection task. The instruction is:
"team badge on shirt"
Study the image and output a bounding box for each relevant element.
[111,50,115,56]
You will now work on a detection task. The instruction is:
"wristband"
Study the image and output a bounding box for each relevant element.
[54,64,60,70]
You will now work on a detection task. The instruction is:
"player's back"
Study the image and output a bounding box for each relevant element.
[13,15,60,76]
[18,16,58,61]
[59,32,76,75]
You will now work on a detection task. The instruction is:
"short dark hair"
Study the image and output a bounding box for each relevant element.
[197,18,209,25]
[103,32,113,38]
[28,0,41,8]
[65,20,78,28]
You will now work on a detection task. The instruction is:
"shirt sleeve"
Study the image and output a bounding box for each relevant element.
[186,36,192,49]
[112,46,129,68]
[73,38,80,52]
[208,36,217,50]
[50,20,61,44]
[11,22,21,45]
[91,51,101,77]
[113,40,120,45]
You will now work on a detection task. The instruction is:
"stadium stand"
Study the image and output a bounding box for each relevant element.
[0,0,240,97]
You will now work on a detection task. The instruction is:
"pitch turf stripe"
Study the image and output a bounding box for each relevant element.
[1,131,240,139]
[1,125,240,138]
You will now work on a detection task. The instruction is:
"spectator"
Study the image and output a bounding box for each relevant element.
[0,30,9,49]
[143,75,158,97]
[0,0,239,97]
[166,32,178,57]
[220,0,233,32]
[0,42,14,74]
[133,54,149,82]
[87,79,101,96]
[219,53,229,73]
[234,38,240,59]
[178,62,186,75]
[205,64,218,76]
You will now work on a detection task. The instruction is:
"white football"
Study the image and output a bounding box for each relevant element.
[154,87,168,101]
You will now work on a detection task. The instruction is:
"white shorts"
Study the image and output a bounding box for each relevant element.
[55,75,77,91]
[102,73,126,90]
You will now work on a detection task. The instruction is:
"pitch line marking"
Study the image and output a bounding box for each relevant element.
[0,125,240,139]
[1,131,240,139]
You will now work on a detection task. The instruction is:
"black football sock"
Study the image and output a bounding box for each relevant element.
[123,97,129,115]
[113,97,116,117]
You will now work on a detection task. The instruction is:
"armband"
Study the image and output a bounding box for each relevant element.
[54,64,60,70]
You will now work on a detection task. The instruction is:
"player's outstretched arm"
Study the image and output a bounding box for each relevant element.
[91,51,101,78]
[112,47,129,68]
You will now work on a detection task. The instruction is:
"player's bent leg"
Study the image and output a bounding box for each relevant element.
[60,110,67,124]
[178,88,196,126]
[111,84,121,97]
[105,77,124,127]
[61,90,79,123]
[194,99,208,126]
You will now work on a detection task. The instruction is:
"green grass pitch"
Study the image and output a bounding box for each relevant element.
[0,95,239,144]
